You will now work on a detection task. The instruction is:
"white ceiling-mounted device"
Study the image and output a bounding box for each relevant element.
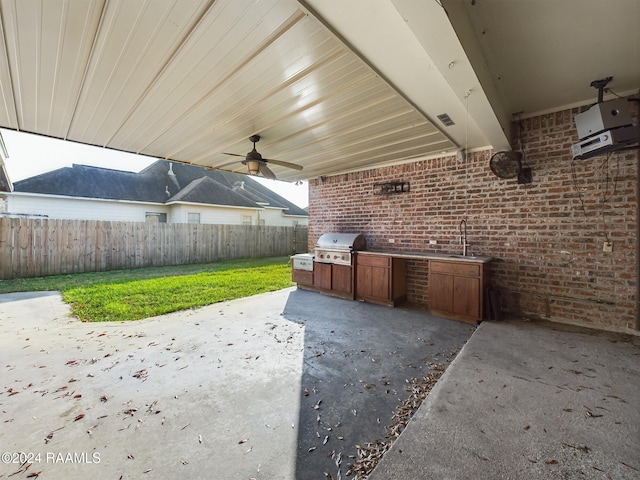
[575,98,632,140]
[571,77,639,160]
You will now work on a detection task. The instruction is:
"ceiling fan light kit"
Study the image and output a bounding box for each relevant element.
[220,135,303,180]
[246,160,261,176]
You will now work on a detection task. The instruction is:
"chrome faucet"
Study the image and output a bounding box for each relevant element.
[459,219,468,256]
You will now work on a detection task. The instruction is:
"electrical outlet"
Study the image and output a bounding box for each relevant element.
[603,241,613,252]
[388,238,395,244]
[429,240,437,245]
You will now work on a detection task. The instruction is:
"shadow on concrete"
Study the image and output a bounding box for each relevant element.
[0,291,60,303]
[282,288,475,479]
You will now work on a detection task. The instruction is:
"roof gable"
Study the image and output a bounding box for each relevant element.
[168,176,260,208]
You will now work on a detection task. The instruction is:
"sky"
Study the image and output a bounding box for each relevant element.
[1,129,309,208]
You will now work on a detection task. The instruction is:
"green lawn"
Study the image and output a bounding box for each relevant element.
[0,257,294,322]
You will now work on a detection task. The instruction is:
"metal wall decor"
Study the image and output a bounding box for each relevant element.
[373,182,410,195]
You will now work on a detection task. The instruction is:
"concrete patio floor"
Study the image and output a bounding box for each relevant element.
[1,288,638,479]
[370,319,640,480]
[0,287,473,479]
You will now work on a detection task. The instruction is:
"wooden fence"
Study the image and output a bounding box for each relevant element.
[0,218,308,280]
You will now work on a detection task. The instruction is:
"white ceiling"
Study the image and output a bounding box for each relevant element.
[0,0,637,182]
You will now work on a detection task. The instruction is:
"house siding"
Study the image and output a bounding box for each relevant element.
[308,103,638,334]
[168,203,259,225]
[260,207,307,227]
[6,194,160,222]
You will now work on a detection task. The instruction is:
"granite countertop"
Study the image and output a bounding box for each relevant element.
[358,249,493,263]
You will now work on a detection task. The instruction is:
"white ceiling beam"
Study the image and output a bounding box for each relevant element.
[391,0,512,152]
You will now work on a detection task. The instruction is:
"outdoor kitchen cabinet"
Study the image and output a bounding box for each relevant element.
[291,253,314,287]
[356,254,407,306]
[292,269,313,287]
[313,262,353,297]
[428,259,486,324]
[313,262,331,290]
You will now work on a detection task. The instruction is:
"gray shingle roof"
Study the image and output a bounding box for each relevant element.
[12,160,307,216]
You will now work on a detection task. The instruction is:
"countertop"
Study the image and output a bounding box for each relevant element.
[357,249,493,263]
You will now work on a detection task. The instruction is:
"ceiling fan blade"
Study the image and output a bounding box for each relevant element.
[221,152,246,158]
[210,160,244,169]
[259,163,277,179]
[263,158,303,170]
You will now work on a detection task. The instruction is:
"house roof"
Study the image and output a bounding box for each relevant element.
[12,161,308,216]
[167,176,258,209]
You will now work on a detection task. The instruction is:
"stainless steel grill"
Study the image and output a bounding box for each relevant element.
[314,233,367,266]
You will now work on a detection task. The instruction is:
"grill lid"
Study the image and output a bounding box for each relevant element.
[315,233,367,251]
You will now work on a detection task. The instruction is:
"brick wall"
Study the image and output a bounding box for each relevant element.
[308,101,638,333]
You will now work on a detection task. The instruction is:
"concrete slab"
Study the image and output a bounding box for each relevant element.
[282,288,474,479]
[1,289,305,480]
[0,288,474,479]
[369,319,640,480]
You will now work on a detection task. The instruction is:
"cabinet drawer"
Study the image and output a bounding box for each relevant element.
[292,269,313,285]
[357,254,391,267]
[430,261,480,277]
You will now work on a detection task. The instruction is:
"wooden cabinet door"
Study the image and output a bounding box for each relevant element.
[370,266,390,299]
[453,276,480,318]
[429,272,454,312]
[314,262,332,290]
[332,264,352,293]
[356,255,391,302]
[356,264,373,297]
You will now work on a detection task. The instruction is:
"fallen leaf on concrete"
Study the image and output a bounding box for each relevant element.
[132,369,148,381]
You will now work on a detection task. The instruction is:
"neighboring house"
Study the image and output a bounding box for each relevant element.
[1,161,307,226]
[0,155,11,193]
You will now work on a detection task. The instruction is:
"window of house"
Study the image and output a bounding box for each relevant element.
[145,212,167,223]
[187,212,200,224]
[242,216,252,225]
[258,219,265,226]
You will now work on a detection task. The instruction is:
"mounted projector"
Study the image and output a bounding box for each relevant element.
[574,98,632,140]
[572,88,639,160]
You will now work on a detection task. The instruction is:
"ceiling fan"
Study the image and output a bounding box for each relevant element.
[218,135,303,179]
